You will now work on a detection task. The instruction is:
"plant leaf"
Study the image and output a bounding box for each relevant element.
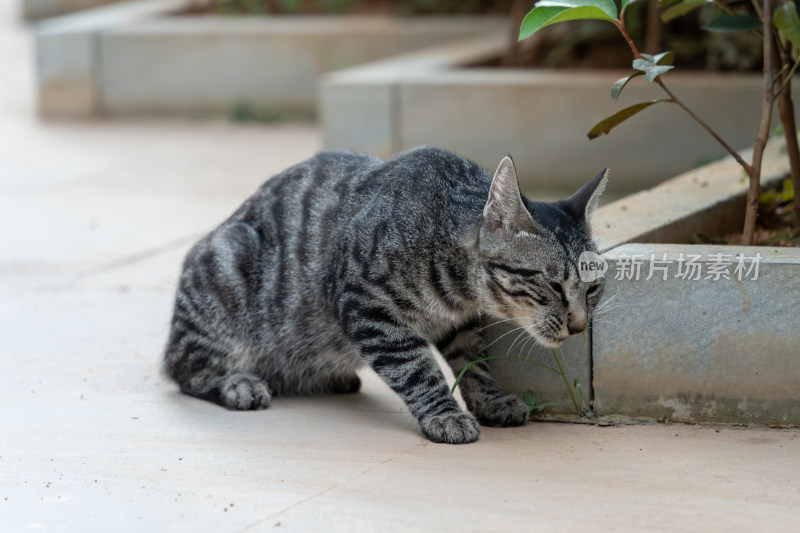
[632,62,674,82]
[660,0,708,23]
[651,51,674,65]
[530,402,562,413]
[587,99,670,139]
[519,1,617,40]
[536,0,618,18]
[620,0,643,14]
[703,14,762,33]
[632,52,675,82]
[523,390,538,408]
[611,72,643,101]
[523,390,562,414]
[574,378,584,398]
[775,2,800,51]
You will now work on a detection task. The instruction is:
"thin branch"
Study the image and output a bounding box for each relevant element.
[774,57,800,98]
[614,20,643,58]
[614,6,755,177]
[750,0,764,19]
[774,27,800,226]
[655,79,754,173]
[773,62,790,86]
[743,0,776,245]
[712,0,736,15]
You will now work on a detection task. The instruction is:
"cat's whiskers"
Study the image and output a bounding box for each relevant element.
[505,317,547,353]
[515,325,542,360]
[520,322,552,368]
[592,302,630,317]
[590,317,621,327]
[593,287,643,318]
[481,323,539,351]
[593,286,620,312]
[506,329,531,354]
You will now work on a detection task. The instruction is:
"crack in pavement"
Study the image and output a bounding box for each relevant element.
[68,232,204,283]
[236,440,430,532]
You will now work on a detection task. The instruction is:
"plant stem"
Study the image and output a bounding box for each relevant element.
[712,0,735,15]
[750,0,764,19]
[743,0,776,245]
[551,347,581,415]
[774,58,800,96]
[656,79,755,174]
[776,39,800,226]
[778,92,800,226]
[615,16,754,174]
[614,20,642,58]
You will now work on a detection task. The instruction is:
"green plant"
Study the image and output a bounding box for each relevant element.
[213,0,358,14]
[211,0,512,15]
[551,345,585,415]
[760,175,795,207]
[519,0,800,243]
[230,103,284,123]
[450,343,590,417]
[522,390,562,413]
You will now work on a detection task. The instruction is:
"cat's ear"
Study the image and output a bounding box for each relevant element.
[483,156,529,234]
[565,167,609,221]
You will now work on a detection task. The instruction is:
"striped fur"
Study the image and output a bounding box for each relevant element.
[163,147,607,444]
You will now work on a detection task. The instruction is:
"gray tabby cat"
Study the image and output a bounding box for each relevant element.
[163,146,607,444]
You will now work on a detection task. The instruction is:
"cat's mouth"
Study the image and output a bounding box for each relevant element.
[530,326,567,348]
[537,332,567,348]
[528,316,569,348]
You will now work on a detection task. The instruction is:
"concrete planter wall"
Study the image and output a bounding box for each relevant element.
[484,140,800,425]
[35,0,505,118]
[321,35,800,192]
[594,243,799,425]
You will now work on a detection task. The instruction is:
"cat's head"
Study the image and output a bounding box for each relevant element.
[477,156,608,348]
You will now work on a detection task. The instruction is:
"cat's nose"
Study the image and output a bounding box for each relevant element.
[567,312,587,335]
[567,323,585,335]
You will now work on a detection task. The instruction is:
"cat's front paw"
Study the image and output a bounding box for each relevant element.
[420,412,480,444]
[220,373,271,410]
[474,394,529,427]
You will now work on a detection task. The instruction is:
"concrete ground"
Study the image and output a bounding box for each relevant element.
[2,3,799,532]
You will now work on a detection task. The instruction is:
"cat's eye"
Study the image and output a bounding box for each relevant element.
[549,281,565,299]
[587,284,600,294]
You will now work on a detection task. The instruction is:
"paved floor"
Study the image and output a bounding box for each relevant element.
[2,3,800,532]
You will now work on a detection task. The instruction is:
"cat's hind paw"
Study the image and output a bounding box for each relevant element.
[474,393,529,427]
[220,373,271,410]
[420,412,480,444]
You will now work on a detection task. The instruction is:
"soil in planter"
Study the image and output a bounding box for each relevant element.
[181,0,515,16]
[693,177,800,248]
[475,4,761,72]
[182,2,760,73]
